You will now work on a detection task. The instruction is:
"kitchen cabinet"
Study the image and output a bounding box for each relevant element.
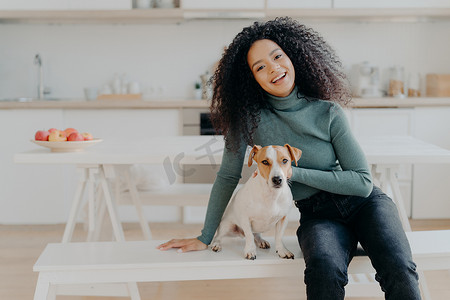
[0,0,68,10]
[68,0,132,10]
[334,0,450,8]
[1,108,180,224]
[182,0,265,9]
[266,0,332,9]
[0,109,66,224]
[349,108,414,217]
[0,0,131,11]
[1,5,450,23]
[412,107,450,219]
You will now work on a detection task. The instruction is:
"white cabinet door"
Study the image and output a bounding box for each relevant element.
[349,108,414,138]
[0,0,68,10]
[68,0,132,10]
[334,0,450,8]
[412,107,450,219]
[182,0,265,9]
[0,109,67,224]
[267,0,332,9]
[63,109,180,142]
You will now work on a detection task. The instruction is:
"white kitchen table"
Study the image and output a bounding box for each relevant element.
[14,135,450,241]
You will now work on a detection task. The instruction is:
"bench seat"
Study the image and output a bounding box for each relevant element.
[33,230,450,300]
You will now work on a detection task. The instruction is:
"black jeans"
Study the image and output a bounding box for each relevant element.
[295,186,421,300]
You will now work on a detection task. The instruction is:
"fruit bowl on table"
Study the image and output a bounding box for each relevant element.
[31,139,103,152]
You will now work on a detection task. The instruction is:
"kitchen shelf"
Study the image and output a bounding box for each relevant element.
[0,9,184,24]
[266,8,450,22]
[1,97,450,109]
[1,7,450,24]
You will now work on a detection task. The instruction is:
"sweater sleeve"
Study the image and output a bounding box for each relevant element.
[197,138,247,245]
[290,104,373,197]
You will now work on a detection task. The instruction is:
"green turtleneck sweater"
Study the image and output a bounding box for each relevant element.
[197,87,373,245]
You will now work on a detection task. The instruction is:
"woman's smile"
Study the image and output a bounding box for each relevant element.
[247,39,295,97]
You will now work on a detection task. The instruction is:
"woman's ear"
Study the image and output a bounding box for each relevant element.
[284,144,302,166]
[248,145,262,167]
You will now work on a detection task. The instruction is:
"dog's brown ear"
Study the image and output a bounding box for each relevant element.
[248,145,261,167]
[284,144,302,166]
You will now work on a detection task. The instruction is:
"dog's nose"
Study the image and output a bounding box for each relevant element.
[272,176,282,186]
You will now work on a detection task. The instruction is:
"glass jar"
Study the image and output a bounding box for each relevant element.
[388,66,405,98]
[408,72,422,97]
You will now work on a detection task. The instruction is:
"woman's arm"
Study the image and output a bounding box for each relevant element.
[197,140,247,245]
[291,104,373,197]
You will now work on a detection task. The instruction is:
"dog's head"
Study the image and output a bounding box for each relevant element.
[248,144,302,188]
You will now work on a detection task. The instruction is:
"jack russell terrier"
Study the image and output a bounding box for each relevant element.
[211,144,302,260]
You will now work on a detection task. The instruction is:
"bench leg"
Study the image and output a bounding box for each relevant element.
[127,282,141,300]
[34,274,54,300]
[419,270,432,300]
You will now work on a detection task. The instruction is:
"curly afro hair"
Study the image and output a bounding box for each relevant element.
[210,17,352,153]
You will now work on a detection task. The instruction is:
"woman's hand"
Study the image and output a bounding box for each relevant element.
[156,238,208,253]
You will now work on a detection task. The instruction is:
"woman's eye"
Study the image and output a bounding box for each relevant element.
[256,65,264,72]
[282,159,289,164]
[262,160,269,165]
[274,54,282,60]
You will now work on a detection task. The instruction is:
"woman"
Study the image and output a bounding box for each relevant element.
[158,17,421,299]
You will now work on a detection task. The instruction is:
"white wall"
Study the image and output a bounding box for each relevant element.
[1,19,450,100]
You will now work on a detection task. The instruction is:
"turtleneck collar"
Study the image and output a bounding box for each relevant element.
[265,86,306,111]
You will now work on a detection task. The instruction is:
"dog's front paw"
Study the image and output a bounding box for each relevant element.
[210,242,222,252]
[256,238,270,249]
[245,251,257,260]
[276,248,294,259]
[244,246,257,260]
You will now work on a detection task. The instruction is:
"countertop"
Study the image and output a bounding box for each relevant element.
[1,97,450,109]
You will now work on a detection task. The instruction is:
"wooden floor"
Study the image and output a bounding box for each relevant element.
[1,219,450,300]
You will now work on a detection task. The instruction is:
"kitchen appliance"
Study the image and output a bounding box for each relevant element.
[352,62,383,98]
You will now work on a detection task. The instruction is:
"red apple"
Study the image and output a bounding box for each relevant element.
[67,132,84,141]
[81,132,93,141]
[64,128,78,136]
[48,128,59,133]
[48,130,67,142]
[35,130,50,141]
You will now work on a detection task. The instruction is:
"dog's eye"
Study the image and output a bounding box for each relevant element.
[282,159,289,164]
[262,160,269,165]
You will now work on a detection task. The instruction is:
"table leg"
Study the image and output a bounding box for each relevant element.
[88,183,105,242]
[33,274,53,300]
[123,166,152,240]
[62,168,88,243]
[86,167,98,241]
[99,165,125,241]
[373,164,411,232]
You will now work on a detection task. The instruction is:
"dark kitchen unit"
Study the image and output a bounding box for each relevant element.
[182,108,254,184]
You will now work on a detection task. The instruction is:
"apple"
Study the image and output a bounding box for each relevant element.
[81,132,93,141]
[48,130,67,142]
[48,128,59,133]
[35,130,50,141]
[64,128,78,136]
[67,132,84,141]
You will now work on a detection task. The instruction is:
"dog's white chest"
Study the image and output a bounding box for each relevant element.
[249,196,292,232]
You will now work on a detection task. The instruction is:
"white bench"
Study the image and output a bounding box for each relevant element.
[33,230,450,300]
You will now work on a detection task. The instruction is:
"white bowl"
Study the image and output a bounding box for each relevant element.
[31,139,103,152]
